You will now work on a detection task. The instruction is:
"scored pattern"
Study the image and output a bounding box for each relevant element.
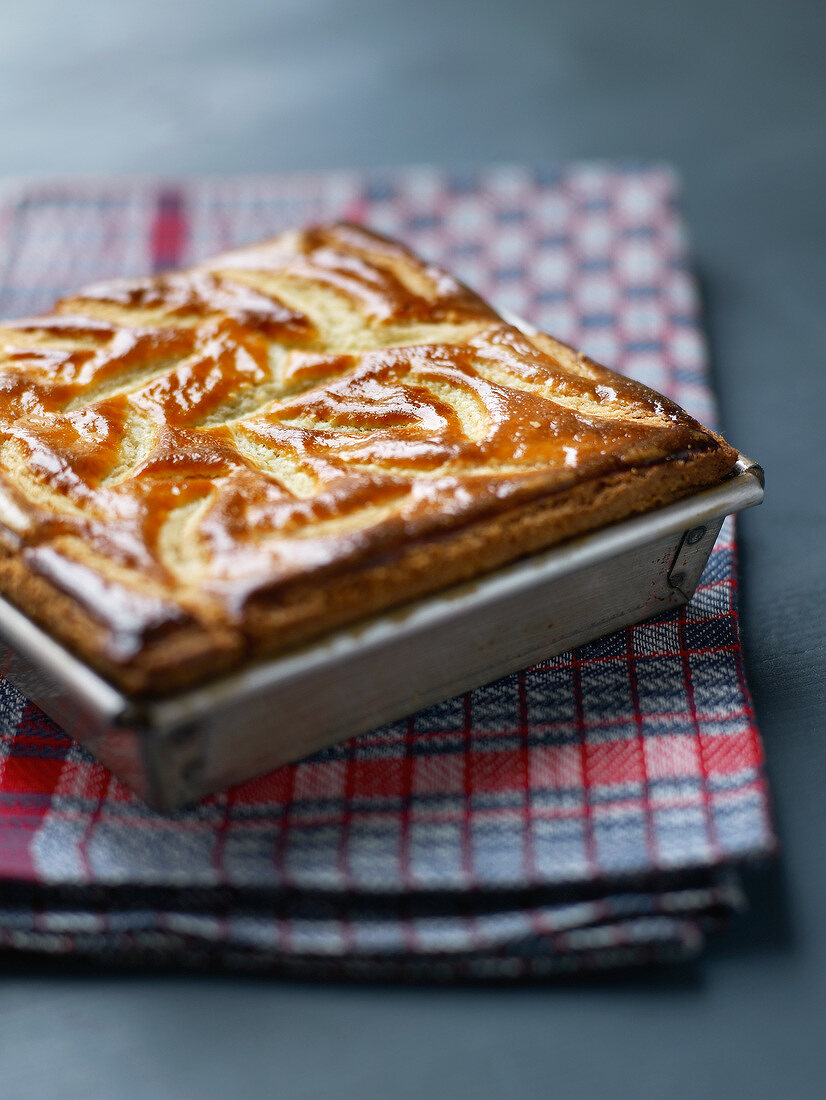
[0,165,773,978]
[0,218,727,691]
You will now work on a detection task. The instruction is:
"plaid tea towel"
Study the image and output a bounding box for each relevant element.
[0,164,774,979]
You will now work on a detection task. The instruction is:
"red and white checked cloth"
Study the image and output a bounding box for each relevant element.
[0,164,774,978]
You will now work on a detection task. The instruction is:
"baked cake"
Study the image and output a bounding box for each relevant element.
[0,224,738,695]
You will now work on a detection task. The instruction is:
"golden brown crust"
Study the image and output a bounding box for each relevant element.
[0,224,738,695]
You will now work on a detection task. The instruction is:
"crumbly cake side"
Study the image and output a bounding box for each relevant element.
[0,224,738,695]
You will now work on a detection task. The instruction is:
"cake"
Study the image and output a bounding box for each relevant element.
[0,224,738,694]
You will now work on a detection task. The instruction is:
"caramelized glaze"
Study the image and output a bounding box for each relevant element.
[0,224,721,658]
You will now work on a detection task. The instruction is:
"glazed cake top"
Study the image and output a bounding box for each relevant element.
[0,223,731,673]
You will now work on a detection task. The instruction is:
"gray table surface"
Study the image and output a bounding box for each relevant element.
[1,1,824,1097]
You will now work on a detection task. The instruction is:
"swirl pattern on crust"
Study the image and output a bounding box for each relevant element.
[0,224,737,693]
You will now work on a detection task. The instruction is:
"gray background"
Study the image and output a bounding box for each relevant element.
[0,0,824,1096]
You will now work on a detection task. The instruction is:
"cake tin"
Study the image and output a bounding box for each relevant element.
[0,453,762,810]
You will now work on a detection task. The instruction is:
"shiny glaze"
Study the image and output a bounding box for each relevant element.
[0,224,718,656]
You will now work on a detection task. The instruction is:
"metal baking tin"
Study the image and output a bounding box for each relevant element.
[0,454,763,810]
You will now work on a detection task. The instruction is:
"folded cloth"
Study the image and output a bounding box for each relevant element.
[0,164,774,978]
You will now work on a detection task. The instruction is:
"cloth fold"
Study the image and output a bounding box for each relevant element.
[0,164,774,977]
